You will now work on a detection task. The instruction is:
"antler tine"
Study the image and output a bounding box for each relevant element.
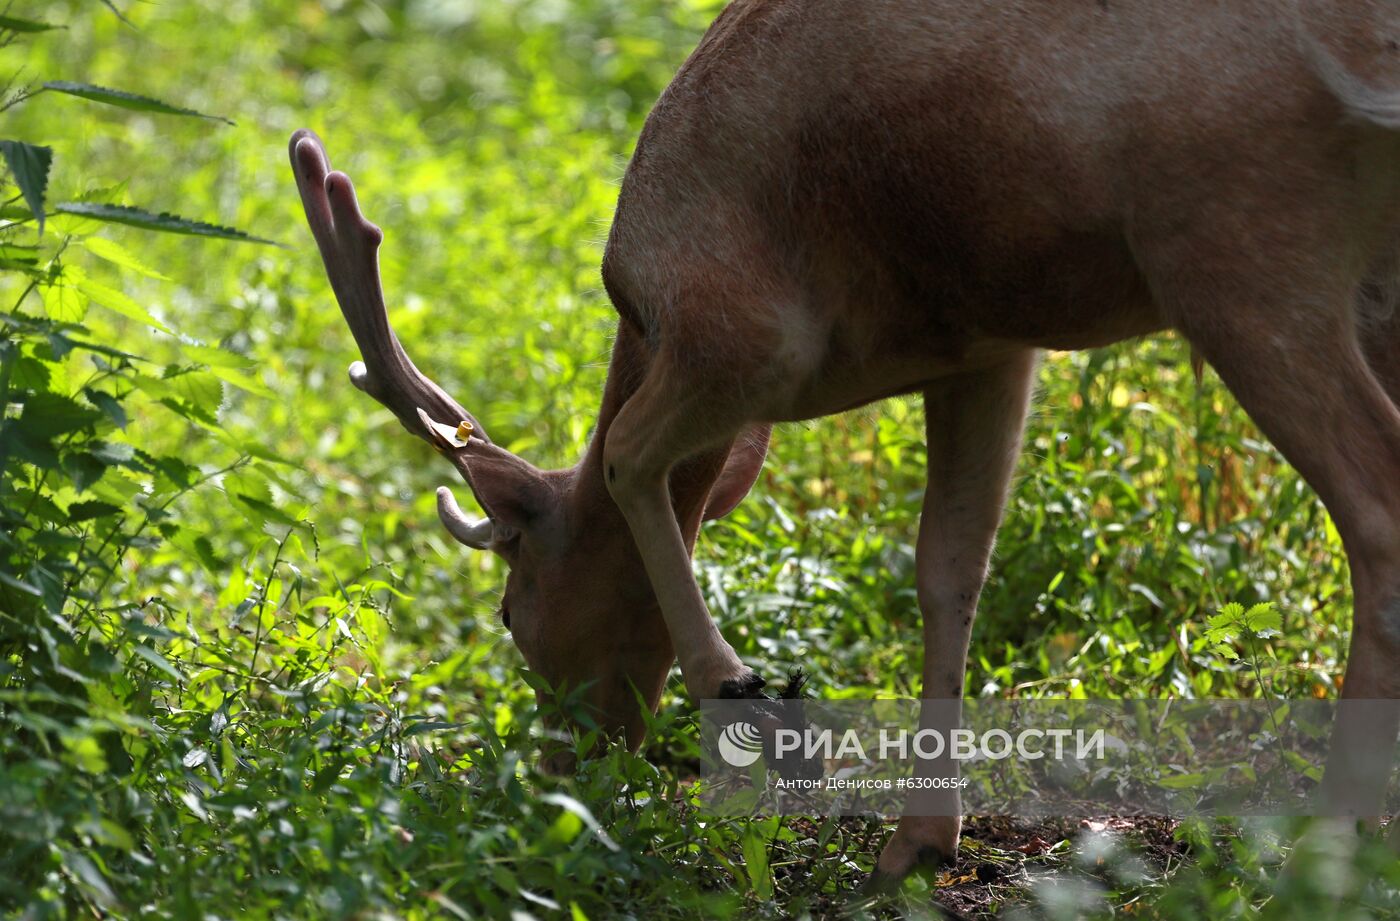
[288,129,489,445]
[436,486,505,549]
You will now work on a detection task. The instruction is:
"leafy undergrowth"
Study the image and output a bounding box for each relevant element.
[0,0,1389,918]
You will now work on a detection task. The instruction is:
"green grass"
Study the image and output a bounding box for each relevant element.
[0,1,1393,918]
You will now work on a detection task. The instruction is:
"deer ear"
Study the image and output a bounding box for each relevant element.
[703,425,771,521]
[459,443,555,533]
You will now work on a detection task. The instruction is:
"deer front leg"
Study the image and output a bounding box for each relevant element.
[873,352,1037,884]
[603,357,759,700]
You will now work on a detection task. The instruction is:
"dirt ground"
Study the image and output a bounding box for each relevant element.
[781,813,1188,919]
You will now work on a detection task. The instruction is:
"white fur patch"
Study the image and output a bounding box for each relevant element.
[1298,2,1400,128]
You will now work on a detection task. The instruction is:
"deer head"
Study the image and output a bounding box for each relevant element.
[288,130,768,751]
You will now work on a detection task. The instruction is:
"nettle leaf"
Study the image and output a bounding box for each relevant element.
[1244,602,1282,636]
[156,397,215,426]
[82,236,171,281]
[234,493,300,528]
[40,276,89,323]
[131,369,224,424]
[0,257,43,276]
[91,441,137,467]
[179,343,254,369]
[63,452,108,492]
[0,243,40,265]
[78,277,171,333]
[191,534,220,574]
[84,388,128,429]
[210,366,274,398]
[20,392,100,439]
[11,356,51,391]
[5,426,61,469]
[0,141,53,233]
[166,369,225,416]
[0,15,61,32]
[67,501,123,523]
[138,450,197,489]
[42,81,234,125]
[53,202,277,245]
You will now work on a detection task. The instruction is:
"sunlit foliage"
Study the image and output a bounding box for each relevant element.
[0,2,1391,918]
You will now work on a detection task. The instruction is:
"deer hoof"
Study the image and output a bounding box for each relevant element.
[716,669,821,781]
[717,670,768,699]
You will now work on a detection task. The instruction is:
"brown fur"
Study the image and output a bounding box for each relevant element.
[294,0,1400,882]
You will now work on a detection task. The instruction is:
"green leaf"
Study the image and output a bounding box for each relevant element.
[0,258,43,276]
[0,15,61,32]
[539,793,620,851]
[231,492,300,528]
[0,243,40,265]
[42,81,234,125]
[78,277,171,333]
[40,276,89,323]
[11,357,51,391]
[67,501,122,523]
[0,141,53,233]
[0,570,42,597]
[62,851,116,908]
[53,202,278,245]
[130,644,181,681]
[20,392,100,439]
[165,369,225,416]
[740,824,774,900]
[179,343,255,369]
[1245,602,1282,635]
[191,535,220,573]
[91,441,136,466]
[84,388,128,429]
[1157,772,1208,790]
[209,366,274,398]
[403,720,465,736]
[63,452,108,491]
[82,236,171,281]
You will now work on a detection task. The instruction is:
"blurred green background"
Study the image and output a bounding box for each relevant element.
[0,1,1387,918]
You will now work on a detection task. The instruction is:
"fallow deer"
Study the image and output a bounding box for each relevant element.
[291,0,1400,881]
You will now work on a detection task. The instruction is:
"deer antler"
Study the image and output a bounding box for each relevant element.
[288,129,488,446]
[290,129,504,549]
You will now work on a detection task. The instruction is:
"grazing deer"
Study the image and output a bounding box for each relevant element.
[291,0,1400,882]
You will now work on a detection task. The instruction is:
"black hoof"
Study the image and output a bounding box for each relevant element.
[717,670,768,700]
[716,669,820,780]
